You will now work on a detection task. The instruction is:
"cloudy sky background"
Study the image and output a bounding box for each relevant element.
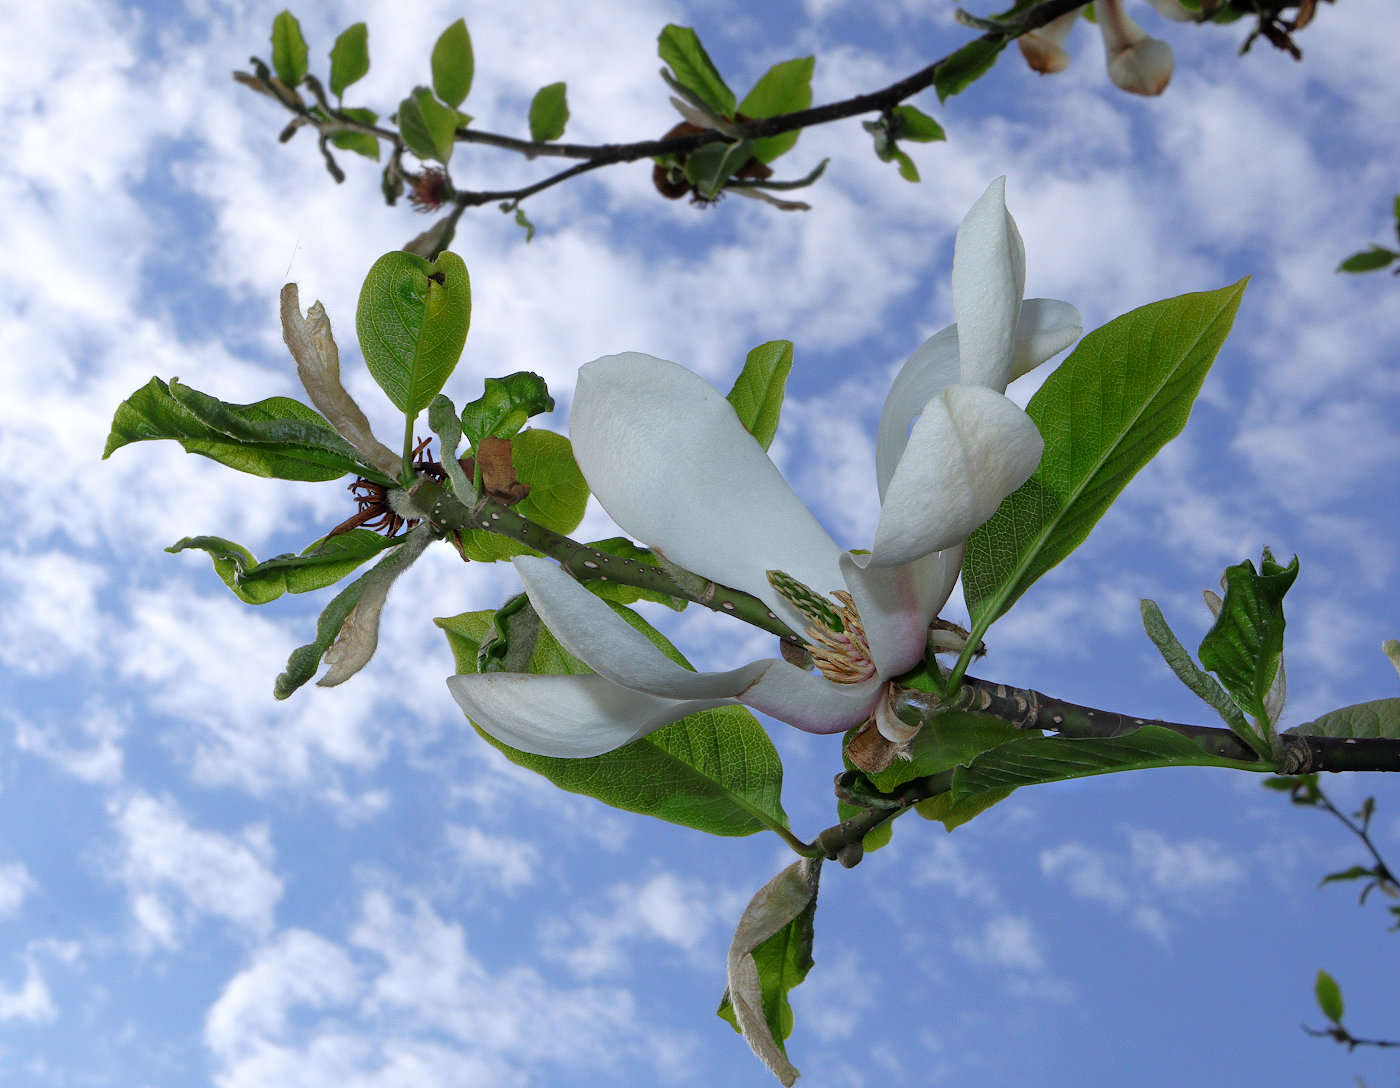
[3,0,1400,1084]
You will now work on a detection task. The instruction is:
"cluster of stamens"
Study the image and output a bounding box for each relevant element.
[804,590,876,685]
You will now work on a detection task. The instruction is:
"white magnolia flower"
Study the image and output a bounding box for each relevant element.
[448,179,1082,758]
[1019,0,1189,96]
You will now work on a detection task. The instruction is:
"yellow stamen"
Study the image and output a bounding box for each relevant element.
[805,591,876,685]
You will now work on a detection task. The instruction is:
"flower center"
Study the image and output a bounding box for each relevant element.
[766,571,877,685]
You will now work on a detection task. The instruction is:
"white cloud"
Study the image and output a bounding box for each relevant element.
[445,825,539,894]
[12,700,125,785]
[108,791,283,949]
[0,552,107,674]
[0,862,37,919]
[953,914,1045,974]
[909,836,1001,909]
[0,940,79,1025]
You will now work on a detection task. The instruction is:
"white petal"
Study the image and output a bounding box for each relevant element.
[448,671,720,757]
[1098,0,1174,94]
[872,386,1042,566]
[953,178,1025,391]
[875,324,959,501]
[516,557,873,733]
[570,353,844,624]
[842,547,961,678]
[1010,299,1084,381]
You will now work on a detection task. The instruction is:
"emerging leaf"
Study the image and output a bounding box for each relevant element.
[398,86,458,164]
[737,56,814,162]
[1314,969,1344,1024]
[431,19,475,108]
[1337,246,1399,274]
[1292,698,1400,740]
[528,82,569,142]
[934,39,1005,101]
[459,371,553,446]
[328,22,369,98]
[726,340,793,451]
[1198,549,1298,726]
[658,25,736,118]
[271,10,308,86]
[168,529,399,605]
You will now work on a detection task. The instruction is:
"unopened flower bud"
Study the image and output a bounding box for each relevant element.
[1097,0,1174,95]
[1019,9,1080,74]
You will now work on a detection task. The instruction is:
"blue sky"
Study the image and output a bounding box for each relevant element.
[3,0,1400,1085]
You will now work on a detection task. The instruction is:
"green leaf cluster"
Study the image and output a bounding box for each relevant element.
[437,609,789,837]
[863,105,945,182]
[1337,195,1400,274]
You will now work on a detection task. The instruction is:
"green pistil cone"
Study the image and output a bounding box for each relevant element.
[766,569,843,633]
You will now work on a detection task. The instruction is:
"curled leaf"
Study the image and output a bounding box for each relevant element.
[280,284,402,478]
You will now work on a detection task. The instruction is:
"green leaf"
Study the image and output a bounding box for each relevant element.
[934,39,1005,101]
[453,429,588,562]
[1140,599,1251,734]
[398,86,458,164]
[275,569,371,699]
[1337,246,1399,273]
[658,25,736,118]
[1319,865,1378,887]
[889,104,945,142]
[951,725,1261,801]
[581,538,688,610]
[328,107,380,160]
[684,139,756,200]
[1198,549,1298,724]
[737,56,814,162]
[528,82,569,142]
[356,250,471,416]
[717,888,817,1050]
[963,280,1248,630]
[437,608,788,836]
[168,529,398,605]
[511,205,536,242]
[431,19,474,108]
[838,710,1026,840]
[328,22,369,98]
[104,377,374,482]
[726,341,793,451]
[459,371,554,446]
[270,10,308,86]
[1315,970,1344,1024]
[1292,698,1400,740]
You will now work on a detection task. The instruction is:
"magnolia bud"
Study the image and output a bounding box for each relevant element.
[1097,0,1175,95]
[1018,9,1080,74]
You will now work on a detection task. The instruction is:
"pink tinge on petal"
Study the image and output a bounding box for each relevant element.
[569,353,844,626]
[841,548,960,679]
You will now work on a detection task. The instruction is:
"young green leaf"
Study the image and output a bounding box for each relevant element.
[437,608,789,836]
[431,19,474,108]
[889,104,945,142]
[737,56,814,163]
[934,39,1005,101]
[452,429,588,562]
[684,139,756,200]
[528,82,569,142]
[1315,970,1344,1024]
[726,340,793,451]
[1337,246,1399,274]
[1291,698,1400,740]
[270,10,308,86]
[1140,599,1251,734]
[397,86,458,164]
[459,371,553,446]
[328,22,369,98]
[168,529,399,605]
[356,250,471,416]
[275,568,371,698]
[963,279,1248,631]
[658,25,736,118]
[104,377,375,482]
[1198,549,1298,724]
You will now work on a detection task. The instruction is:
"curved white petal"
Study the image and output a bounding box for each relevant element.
[1018,9,1081,73]
[953,177,1025,391]
[516,556,769,700]
[516,556,873,733]
[875,324,959,501]
[570,353,844,624]
[448,671,722,758]
[1098,0,1174,95]
[872,386,1042,566]
[1010,299,1084,381]
[841,547,960,678]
